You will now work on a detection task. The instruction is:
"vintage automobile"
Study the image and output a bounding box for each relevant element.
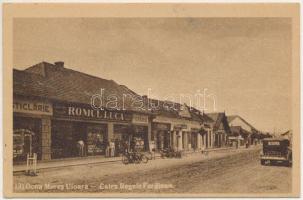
[260,138,292,166]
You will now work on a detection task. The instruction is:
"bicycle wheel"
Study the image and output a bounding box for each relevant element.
[145,152,153,160]
[141,155,148,163]
[134,155,141,164]
[160,152,165,158]
[122,155,129,165]
[176,151,182,158]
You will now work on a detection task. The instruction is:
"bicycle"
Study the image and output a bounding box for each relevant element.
[122,151,148,164]
[160,148,182,159]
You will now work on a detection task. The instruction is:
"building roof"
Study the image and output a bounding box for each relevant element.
[203,112,224,123]
[226,115,237,123]
[230,126,250,137]
[227,115,258,132]
[13,61,206,122]
[13,61,147,112]
[202,112,230,132]
[145,98,202,122]
[281,130,292,136]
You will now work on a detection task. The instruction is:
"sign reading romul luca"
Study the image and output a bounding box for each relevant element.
[53,103,132,122]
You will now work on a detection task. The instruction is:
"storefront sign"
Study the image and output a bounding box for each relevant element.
[153,123,171,131]
[132,114,149,124]
[191,128,200,132]
[54,104,132,122]
[173,124,187,130]
[133,125,147,133]
[13,99,53,116]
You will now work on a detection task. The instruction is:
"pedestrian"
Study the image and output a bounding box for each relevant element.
[110,140,115,157]
[105,140,110,157]
[77,140,85,157]
[123,141,129,153]
[114,139,119,156]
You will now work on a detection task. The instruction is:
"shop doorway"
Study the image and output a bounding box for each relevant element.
[13,129,35,162]
[86,125,107,156]
[182,132,186,150]
[191,132,198,150]
[156,131,170,150]
[13,116,42,162]
[52,120,75,159]
[114,124,131,155]
[132,125,148,152]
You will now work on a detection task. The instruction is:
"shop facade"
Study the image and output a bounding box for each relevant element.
[151,122,172,150]
[13,95,152,163]
[152,115,205,151]
[13,94,225,164]
[13,96,53,162]
[202,124,214,149]
[201,112,231,149]
[52,102,151,159]
[13,62,235,165]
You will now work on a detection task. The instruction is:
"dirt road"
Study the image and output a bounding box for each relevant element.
[13,147,291,194]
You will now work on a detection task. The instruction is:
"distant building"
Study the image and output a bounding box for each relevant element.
[202,112,231,148]
[229,126,250,147]
[227,115,260,145]
[149,102,204,152]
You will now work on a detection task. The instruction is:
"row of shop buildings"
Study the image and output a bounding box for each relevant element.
[13,61,262,162]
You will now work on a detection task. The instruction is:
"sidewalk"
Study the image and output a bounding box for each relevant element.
[13,145,260,174]
[13,155,122,173]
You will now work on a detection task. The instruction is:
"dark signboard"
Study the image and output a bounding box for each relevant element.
[191,128,200,132]
[173,124,187,130]
[53,103,132,122]
[152,122,171,131]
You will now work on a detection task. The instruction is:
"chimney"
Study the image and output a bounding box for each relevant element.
[142,95,149,110]
[142,95,148,101]
[54,61,64,68]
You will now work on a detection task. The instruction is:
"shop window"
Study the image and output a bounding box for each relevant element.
[51,121,108,158]
[191,132,198,149]
[13,116,42,162]
[87,125,107,156]
[113,124,131,156]
[51,120,77,159]
[182,132,186,149]
[13,129,35,162]
[132,125,148,151]
[188,132,192,145]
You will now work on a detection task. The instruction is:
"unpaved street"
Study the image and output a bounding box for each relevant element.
[13,148,291,194]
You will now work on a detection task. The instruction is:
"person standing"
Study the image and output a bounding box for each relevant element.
[77,140,85,157]
[105,140,110,157]
[122,140,129,153]
[109,140,115,157]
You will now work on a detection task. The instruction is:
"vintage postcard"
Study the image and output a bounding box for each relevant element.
[3,3,300,197]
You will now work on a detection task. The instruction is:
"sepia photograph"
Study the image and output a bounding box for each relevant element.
[3,3,300,197]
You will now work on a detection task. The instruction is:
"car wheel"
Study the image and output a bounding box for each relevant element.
[260,159,265,165]
[285,160,292,167]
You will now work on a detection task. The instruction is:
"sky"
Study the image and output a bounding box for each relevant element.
[13,18,292,133]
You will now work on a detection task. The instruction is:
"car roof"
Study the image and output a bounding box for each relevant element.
[263,137,289,142]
